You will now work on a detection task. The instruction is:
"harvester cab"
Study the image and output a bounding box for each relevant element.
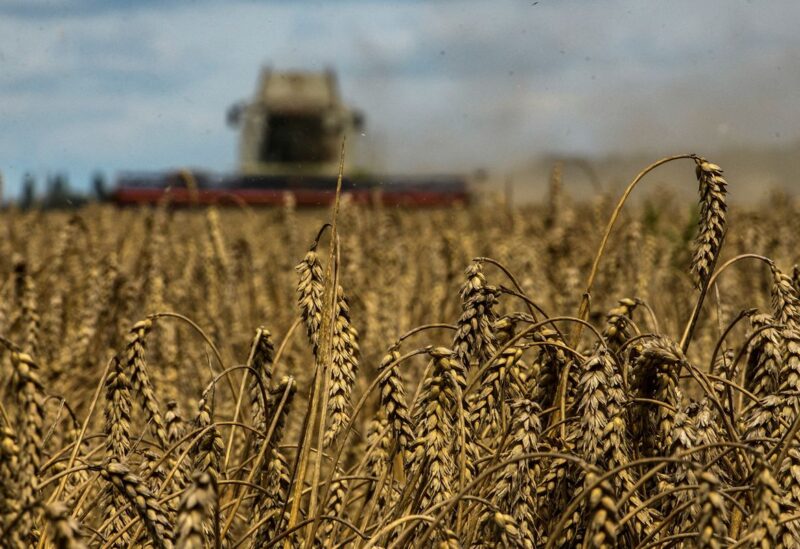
[227,68,364,176]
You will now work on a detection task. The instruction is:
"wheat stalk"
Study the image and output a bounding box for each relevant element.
[174,471,216,549]
[122,318,170,448]
[43,502,88,549]
[693,471,727,549]
[744,313,782,398]
[324,284,360,447]
[9,350,46,544]
[190,391,223,547]
[412,347,459,512]
[297,248,324,358]
[0,425,21,545]
[745,466,790,547]
[691,158,728,288]
[583,471,618,549]
[99,460,174,549]
[631,336,684,455]
[452,261,499,373]
[376,344,415,464]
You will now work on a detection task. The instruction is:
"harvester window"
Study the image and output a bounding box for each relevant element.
[262,114,330,163]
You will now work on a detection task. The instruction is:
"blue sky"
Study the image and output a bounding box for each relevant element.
[1,0,799,195]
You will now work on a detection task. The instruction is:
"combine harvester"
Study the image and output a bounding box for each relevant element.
[112,69,472,207]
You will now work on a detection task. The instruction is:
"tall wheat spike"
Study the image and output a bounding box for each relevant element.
[691,158,728,288]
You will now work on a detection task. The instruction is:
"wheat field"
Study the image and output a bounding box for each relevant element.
[2,156,800,548]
